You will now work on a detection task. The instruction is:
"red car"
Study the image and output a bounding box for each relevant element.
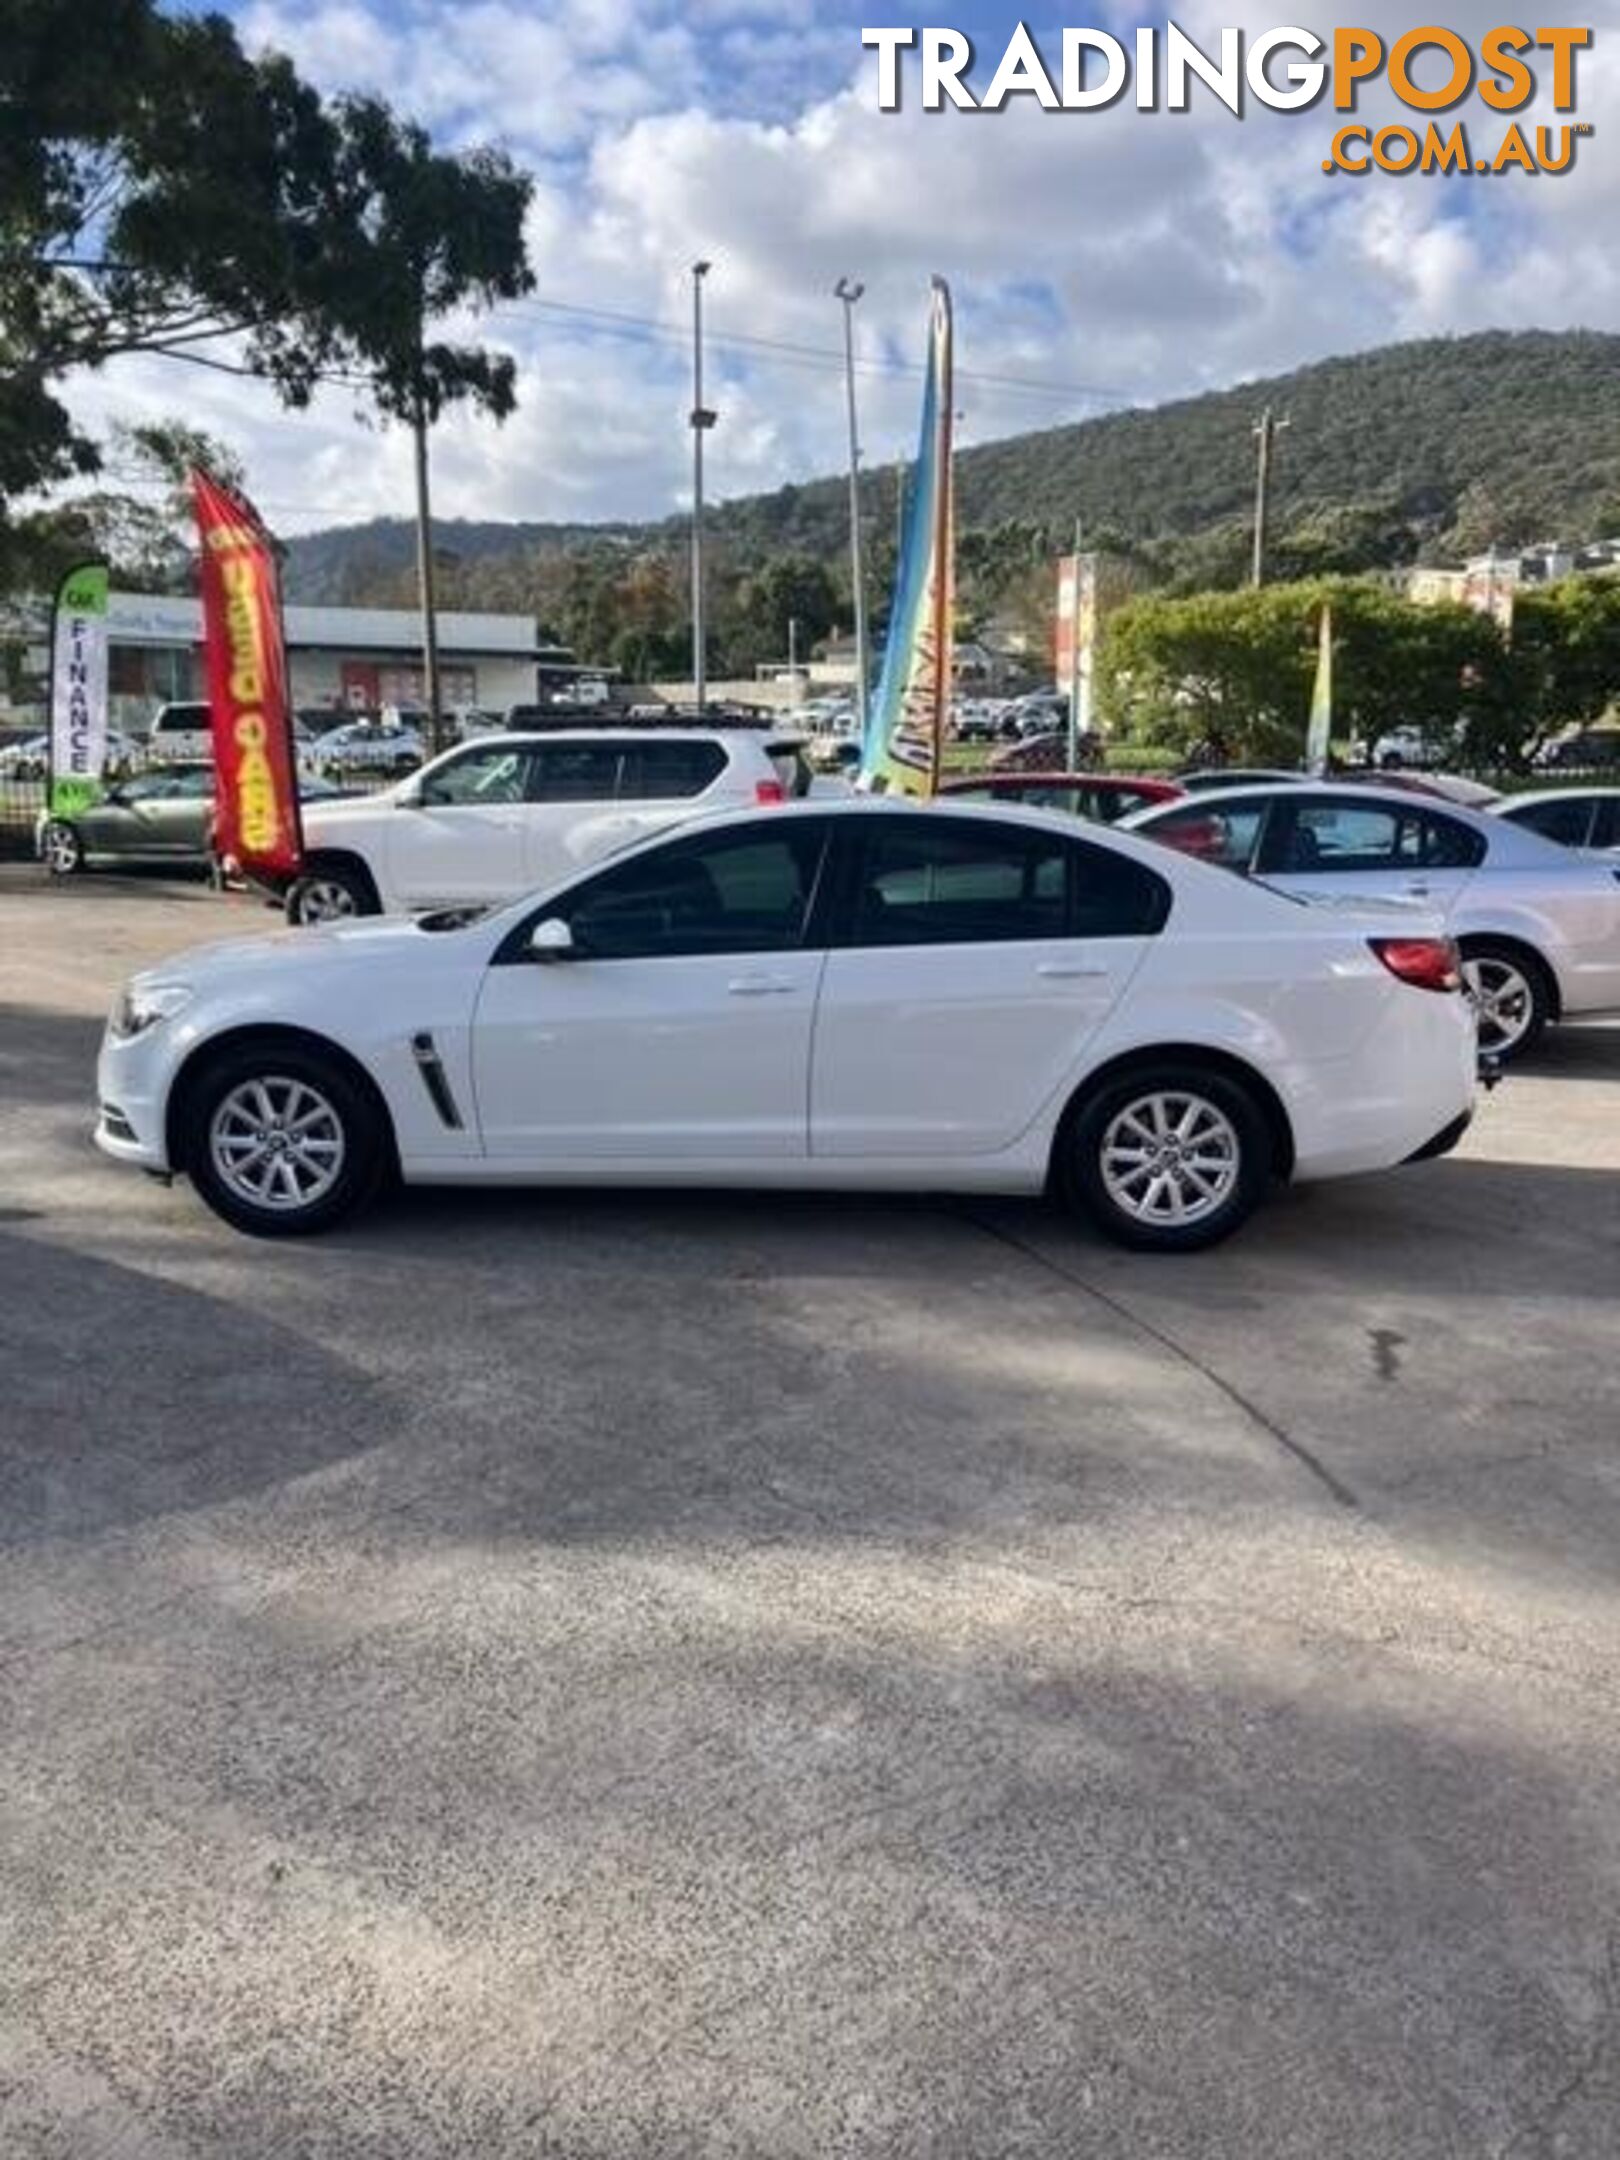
[940,771,1184,824]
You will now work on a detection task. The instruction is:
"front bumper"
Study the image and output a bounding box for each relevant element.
[95,1025,173,1172]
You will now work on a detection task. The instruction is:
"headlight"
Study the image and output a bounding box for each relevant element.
[109,983,194,1041]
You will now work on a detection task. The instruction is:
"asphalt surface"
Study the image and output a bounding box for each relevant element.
[2,866,1619,2159]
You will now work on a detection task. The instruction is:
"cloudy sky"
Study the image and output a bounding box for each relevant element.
[67,0,1619,531]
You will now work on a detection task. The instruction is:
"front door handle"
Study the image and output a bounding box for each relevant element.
[1037,962,1108,979]
[728,975,795,996]
[1404,880,1431,898]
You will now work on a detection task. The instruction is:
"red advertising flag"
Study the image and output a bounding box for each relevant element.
[191,470,304,876]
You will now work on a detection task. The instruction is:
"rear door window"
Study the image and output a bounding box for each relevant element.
[526,743,625,802]
[616,740,728,801]
[1268,799,1486,873]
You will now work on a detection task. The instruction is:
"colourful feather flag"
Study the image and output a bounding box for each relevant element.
[861,277,954,796]
[1305,603,1332,776]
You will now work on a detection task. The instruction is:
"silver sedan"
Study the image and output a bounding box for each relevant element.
[1123,780,1620,1061]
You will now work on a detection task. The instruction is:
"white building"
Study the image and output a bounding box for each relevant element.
[98,592,564,722]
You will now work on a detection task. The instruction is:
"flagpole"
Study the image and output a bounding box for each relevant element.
[928,278,953,800]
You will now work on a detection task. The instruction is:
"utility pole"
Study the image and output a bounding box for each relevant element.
[689,261,716,711]
[411,388,446,756]
[1251,406,1289,588]
[787,613,798,684]
[834,276,869,737]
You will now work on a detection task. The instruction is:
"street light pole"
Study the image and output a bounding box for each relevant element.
[1251,406,1289,589]
[834,276,869,737]
[689,261,716,711]
[411,384,446,756]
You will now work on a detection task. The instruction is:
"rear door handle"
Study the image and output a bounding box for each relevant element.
[1037,962,1108,979]
[728,975,796,996]
[1404,880,1431,898]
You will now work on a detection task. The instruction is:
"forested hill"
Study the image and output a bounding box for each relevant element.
[283,330,1620,605]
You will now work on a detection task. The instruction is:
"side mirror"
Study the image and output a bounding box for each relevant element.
[395,779,424,808]
[528,916,576,962]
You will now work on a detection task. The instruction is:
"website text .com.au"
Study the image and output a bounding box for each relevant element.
[860,22,1593,177]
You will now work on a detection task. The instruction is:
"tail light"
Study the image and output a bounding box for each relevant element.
[1369,936,1461,993]
[754,778,785,805]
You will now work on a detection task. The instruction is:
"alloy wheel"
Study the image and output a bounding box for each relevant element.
[1098,1089,1241,1228]
[208,1076,346,1213]
[297,877,359,924]
[43,823,80,875]
[1461,955,1534,1057]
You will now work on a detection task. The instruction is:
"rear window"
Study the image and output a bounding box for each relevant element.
[152,705,210,733]
[617,740,727,801]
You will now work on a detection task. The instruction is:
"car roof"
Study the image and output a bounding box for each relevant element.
[941,771,1176,790]
[495,727,788,748]
[1498,786,1620,807]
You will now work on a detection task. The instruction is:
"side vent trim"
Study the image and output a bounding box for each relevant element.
[410,1031,464,1130]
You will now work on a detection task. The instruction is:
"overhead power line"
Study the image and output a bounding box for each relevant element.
[506,296,1135,408]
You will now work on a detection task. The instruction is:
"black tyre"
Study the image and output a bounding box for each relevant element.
[41,820,84,876]
[285,861,379,925]
[1459,938,1551,1063]
[1058,1064,1273,1252]
[182,1043,389,1238]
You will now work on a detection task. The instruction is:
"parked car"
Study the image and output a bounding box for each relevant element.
[940,772,1184,823]
[144,700,214,764]
[1122,780,1620,1061]
[1492,788,1620,855]
[96,798,1476,1248]
[1533,730,1620,772]
[37,769,347,877]
[0,728,144,781]
[274,726,815,924]
[1371,725,1456,771]
[1171,767,1304,793]
[146,702,326,770]
[989,730,1105,775]
[313,718,426,781]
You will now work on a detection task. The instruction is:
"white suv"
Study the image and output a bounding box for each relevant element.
[144,700,214,764]
[277,728,811,923]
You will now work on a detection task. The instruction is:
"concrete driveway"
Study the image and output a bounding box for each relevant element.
[3,869,1619,2158]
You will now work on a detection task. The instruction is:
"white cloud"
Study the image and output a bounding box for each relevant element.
[59,0,1620,531]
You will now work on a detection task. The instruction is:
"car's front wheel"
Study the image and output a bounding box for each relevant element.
[1459,939,1550,1062]
[41,820,84,876]
[1058,1065,1272,1251]
[182,1043,389,1237]
[285,863,378,925]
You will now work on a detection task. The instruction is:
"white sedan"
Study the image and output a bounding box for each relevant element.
[96,800,1477,1251]
[1123,781,1620,1061]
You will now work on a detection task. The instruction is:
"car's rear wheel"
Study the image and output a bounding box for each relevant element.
[286,864,378,925]
[1459,940,1549,1062]
[1059,1066,1271,1251]
[183,1045,387,1237]
[42,820,84,876]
